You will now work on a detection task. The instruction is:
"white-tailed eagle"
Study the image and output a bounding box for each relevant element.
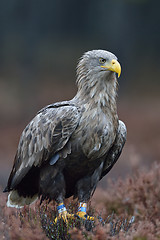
[4,50,126,222]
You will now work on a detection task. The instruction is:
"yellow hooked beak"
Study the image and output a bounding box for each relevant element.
[101,59,121,78]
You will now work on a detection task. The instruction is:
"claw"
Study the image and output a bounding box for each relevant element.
[54,210,66,223]
[76,202,94,221]
[54,202,75,224]
[54,202,94,224]
[54,210,74,223]
[76,211,94,221]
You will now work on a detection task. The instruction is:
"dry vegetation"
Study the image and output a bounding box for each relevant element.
[1,162,160,240]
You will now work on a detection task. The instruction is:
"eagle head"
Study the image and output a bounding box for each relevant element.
[77,50,121,83]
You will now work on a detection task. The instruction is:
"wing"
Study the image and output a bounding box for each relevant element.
[7,102,81,189]
[100,120,127,180]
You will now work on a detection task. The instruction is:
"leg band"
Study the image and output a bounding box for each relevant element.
[57,203,67,214]
[78,202,87,213]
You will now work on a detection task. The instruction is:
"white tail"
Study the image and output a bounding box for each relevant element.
[7,190,38,208]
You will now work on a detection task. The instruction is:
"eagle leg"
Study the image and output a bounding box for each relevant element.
[76,202,94,221]
[75,162,104,221]
[54,202,74,223]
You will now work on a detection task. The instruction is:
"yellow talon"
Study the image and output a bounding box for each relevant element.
[54,210,68,223]
[54,202,94,223]
[76,202,94,221]
[76,211,94,221]
[54,205,75,224]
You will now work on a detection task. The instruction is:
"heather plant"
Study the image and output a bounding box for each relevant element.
[1,162,160,239]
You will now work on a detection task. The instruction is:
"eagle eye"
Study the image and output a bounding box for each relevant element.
[99,58,106,64]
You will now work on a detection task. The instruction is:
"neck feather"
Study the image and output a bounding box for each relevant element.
[74,70,118,113]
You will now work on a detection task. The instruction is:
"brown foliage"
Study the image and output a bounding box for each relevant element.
[0,195,47,240]
[1,162,160,239]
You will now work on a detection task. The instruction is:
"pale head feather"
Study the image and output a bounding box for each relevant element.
[75,50,118,108]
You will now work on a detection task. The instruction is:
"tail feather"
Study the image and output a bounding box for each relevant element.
[7,190,38,208]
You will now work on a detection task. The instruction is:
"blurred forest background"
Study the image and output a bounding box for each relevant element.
[0,0,160,189]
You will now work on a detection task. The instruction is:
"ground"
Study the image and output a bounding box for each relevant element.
[1,162,160,239]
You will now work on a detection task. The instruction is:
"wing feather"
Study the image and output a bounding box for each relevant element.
[8,103,80,189]
[100,120,127,179]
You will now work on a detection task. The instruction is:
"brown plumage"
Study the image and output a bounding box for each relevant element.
[4,50,126,212]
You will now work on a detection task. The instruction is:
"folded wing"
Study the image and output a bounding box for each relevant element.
[100,120,127,179]
[7,102,81,190]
